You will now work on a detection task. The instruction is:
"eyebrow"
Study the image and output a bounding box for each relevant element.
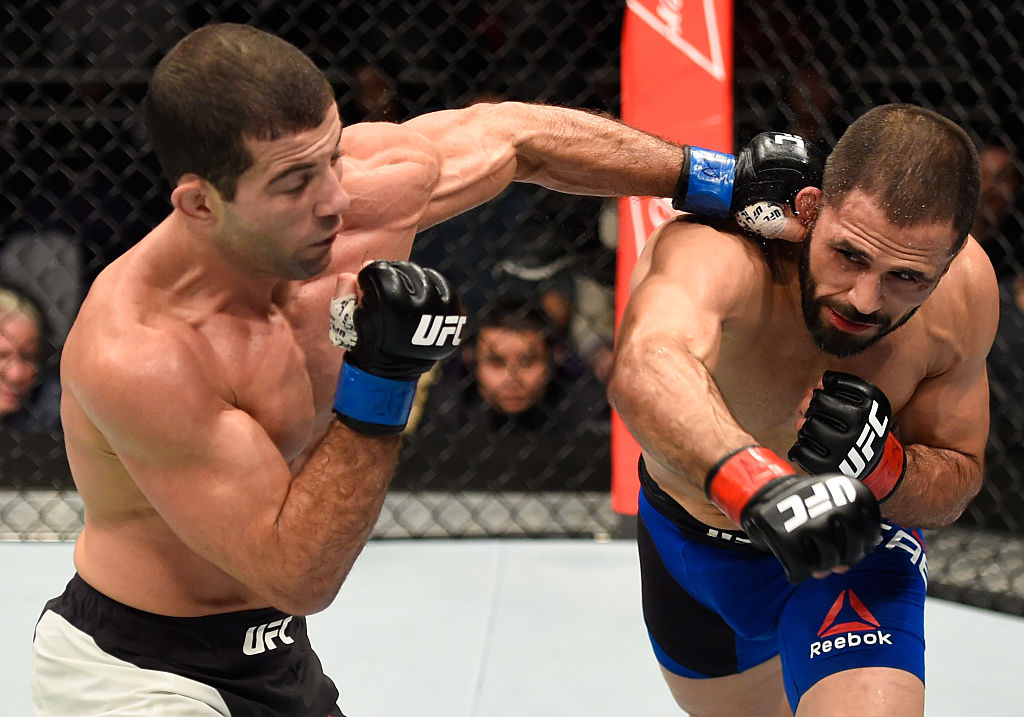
[267,163,315,187]
[266,126,343,187]
[833,240,935,283]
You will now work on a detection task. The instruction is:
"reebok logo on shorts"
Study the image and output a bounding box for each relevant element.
[809,589,892,658]
[242,617,294,656]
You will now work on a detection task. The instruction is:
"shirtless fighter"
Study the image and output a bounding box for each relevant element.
[29,23,817,716]
[609,104,998,716]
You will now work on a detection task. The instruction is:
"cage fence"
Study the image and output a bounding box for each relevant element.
[1,0,1023,614]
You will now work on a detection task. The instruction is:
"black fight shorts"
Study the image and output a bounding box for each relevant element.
[32,574,344,716]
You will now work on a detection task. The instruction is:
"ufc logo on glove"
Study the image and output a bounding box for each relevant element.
[411,314,466,347]
[839,400,888,478]
[775,476,858,533]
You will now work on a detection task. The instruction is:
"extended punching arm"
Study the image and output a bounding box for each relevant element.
[673,132,826,238]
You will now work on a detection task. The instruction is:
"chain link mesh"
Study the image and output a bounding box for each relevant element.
[2,1,1022,612]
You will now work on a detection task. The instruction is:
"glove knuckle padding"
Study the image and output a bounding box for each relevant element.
[807,392,855,430]
[334,259,466,433]
[351,260,464,367]
[731,132,825,211]
[741,474,880,583]
[824,370,867,396]
[792,372,895,477]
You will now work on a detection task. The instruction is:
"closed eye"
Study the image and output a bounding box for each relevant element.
[284,175,314,194]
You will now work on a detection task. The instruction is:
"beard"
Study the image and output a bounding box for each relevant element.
[797,222,918,358]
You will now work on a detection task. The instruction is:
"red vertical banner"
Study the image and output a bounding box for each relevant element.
[611,0,734,514]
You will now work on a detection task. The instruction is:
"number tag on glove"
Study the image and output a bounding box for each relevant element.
[735,201,787,238]
[329,295,358,350]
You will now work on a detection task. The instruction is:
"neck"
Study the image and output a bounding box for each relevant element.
[146,213,285,315]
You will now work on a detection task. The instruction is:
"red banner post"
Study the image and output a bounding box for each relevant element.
[611,0,734,514]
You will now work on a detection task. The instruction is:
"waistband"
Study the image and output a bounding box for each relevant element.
[638,456,761,553]
[41,574,339,716]
[44,573,311,672]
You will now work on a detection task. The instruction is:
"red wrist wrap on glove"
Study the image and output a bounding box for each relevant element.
[859,433,905,502]
[705,445,793,526]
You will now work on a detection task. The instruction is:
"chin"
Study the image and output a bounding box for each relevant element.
[292,259,331,281]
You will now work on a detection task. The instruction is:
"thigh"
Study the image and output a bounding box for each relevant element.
[636,501,792,716]
[637,506,782,678]
[660,657,793,717]
[796,666,923,717]
[778,524,928,712]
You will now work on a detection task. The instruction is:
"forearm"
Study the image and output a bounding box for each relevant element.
[498,102,686,198]
[608,337,753,494]
[879,444,983,529]
[261,421,400,614]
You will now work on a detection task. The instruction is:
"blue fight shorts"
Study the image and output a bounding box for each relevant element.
[636,459,928,710]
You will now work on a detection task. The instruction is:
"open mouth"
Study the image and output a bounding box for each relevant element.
[827,308,875,333]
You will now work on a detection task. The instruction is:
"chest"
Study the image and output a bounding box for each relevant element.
[202,284,344,463]
[713,314,928,454]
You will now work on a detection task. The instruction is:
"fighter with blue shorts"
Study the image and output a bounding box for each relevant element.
[607,105,996,715]
[637,458,927,710]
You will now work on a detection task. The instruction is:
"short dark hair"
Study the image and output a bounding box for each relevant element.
[143,23,336,200]
[473,297,556,349]
[822,104,981,253]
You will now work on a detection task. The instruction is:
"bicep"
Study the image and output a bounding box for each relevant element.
[897,358,991,466]
[401,105,520,230]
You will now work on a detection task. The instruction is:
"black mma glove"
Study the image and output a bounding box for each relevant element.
[706,445,881,584]
[730,132,826,213]
[788,371,906,502]
[672,132,825,233]
[332,260,466,434]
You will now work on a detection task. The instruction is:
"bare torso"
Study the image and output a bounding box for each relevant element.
[637,221,982,529]
[61,121,431,616]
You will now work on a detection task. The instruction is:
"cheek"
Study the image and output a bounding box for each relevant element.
[520,365,551,394]
[475,365,505,392]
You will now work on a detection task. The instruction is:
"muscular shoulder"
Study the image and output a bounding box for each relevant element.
[63,272,225,429]
[918,237,999,369]
[339,121,442,228]
[636,216,785,319]
[341,121,440,187]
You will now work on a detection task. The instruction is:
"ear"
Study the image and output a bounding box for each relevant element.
[793,186,821,224]
[170,174,221,225]
[772,187,821,243]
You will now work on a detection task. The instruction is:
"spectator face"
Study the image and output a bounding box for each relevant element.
[474,326,552,415]
[973,145,1022,242]
[0,310,41,417]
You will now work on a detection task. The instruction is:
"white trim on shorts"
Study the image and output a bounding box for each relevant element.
[32,610,232,716]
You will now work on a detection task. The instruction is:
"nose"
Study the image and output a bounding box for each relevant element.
[846,272,884,316]
[316,167,351,218]
[1,356,38,391]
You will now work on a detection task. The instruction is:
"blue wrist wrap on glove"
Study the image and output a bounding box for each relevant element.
[681,147,736,217]
[333,362,417,430]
